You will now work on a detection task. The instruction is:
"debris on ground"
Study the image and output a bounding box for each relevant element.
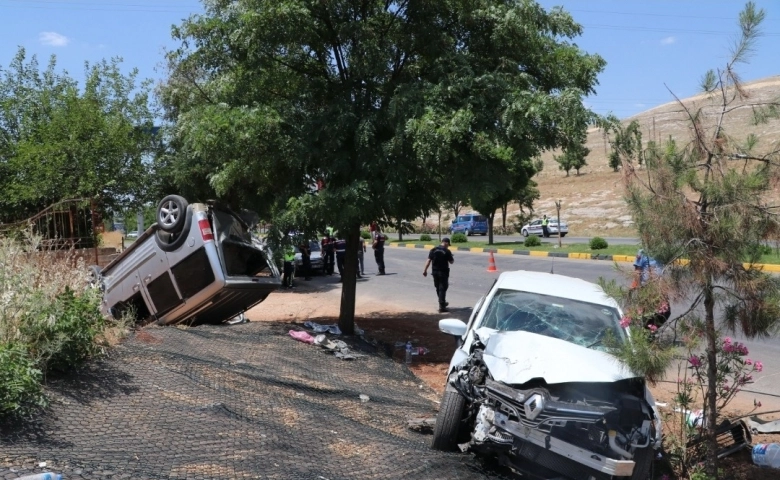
[303,321,342,335]
[407,417,437,433]
[747,417,780,435]
[289,330,315,344]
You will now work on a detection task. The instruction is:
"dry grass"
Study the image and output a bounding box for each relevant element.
[525,76,780,237]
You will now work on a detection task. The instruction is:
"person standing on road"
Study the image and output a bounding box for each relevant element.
[423,237,455,313]
[357,236,366,277]
[372,230,386,275]
[541,215,550,238]
[282,245,296,289]
[334,234,347,280]
[321,232,335,275]
[298,240,312,281]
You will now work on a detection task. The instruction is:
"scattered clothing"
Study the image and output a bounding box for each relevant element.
[289,330,315,344]
[304,321,342,335]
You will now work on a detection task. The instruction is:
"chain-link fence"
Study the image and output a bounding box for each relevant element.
[0,323,514,480]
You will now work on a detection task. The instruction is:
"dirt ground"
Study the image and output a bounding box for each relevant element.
[247,288,780,479]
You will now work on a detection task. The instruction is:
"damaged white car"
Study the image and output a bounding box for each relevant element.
[433,271,661,480]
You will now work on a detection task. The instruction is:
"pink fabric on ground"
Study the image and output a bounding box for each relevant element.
[289,330,315,344]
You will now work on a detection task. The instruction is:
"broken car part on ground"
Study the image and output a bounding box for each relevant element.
[433,271,661,480]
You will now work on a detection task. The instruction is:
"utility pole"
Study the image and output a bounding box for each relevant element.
[555,200,563,249]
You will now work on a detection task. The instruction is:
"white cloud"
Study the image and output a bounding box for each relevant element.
[660,36,676,46]
[39,31,70,47]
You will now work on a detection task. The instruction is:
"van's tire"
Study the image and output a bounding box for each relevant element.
[154,206,193,252]
[157,195,189,233]
[87,265,103,291]
[431,388,467,452]
[464,229,470,237]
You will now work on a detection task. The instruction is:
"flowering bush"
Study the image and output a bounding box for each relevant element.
[663,326,765,478]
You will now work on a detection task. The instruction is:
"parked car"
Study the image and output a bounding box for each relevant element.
[521,217,568,237]
[126,230,139,239]
[450,213,488,236]
[90,195,280,326]
[294,240,324,273]
[433,270,661,480]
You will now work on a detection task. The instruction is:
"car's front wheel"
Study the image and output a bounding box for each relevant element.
[630,446,654,480]
[521,229,529,237]
[431,388,466,451]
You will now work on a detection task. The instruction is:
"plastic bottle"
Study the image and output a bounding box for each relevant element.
[753,443,780,469]
[405,341,412,365]
[14,473,63,480]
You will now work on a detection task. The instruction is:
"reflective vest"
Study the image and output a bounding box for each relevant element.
[542,218,549,226]
[284,247,295,262]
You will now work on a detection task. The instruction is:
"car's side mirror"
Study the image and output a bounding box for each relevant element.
[439,319,467,337]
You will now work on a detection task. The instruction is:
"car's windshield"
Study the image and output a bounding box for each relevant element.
[309,241,321,252]
[457,216,471,222]
[479,289,625,349]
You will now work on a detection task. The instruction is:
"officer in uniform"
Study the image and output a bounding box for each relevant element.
[282,245,296,289]
[422,237,454,312]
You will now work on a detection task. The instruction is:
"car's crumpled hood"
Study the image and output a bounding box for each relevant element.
[475,328,638,385]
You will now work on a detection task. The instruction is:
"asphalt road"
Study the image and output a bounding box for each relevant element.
[354,246,780,400]
[397,233,640,246]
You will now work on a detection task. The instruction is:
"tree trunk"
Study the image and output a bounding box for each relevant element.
[703,284,719,478]
[338,224,360,335]
[453,202,461,219]
[501,203,507,229]
[397,219,403,242]
[487,212,494,245]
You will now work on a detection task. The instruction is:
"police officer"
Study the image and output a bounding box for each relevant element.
[423,237,454,312]
[299,240,312,281]
[372,230,386,275]
[334,234,347,280]
[282,245,296,289]
[542,215,550,238]
[321,232,335,275]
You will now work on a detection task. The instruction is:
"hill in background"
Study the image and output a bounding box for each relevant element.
[528,76,780,238]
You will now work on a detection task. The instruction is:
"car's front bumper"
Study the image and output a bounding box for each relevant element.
[493,411,636,477]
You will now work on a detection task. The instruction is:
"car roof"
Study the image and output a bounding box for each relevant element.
[493,270,618,308]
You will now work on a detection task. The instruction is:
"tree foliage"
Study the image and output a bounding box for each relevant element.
[554,140,589,176]
[607,3,780,476]
[0,48,158,222]
[605,118,642,172]
[160,0,605,330]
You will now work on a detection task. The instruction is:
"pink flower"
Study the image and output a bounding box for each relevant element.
[620,316,631,328]
[723,385,730,391]
[647,324,658,332]
[746,358,753,366]
[755,361,763,373]
[656,301,669,314]
[688,355,702,368]
[755,400,763,408]
[723,343,735,353]
[724,336,732,345]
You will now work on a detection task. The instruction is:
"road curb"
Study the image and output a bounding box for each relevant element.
[387,243,780,271]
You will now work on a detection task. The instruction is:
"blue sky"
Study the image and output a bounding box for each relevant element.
[1,0,779,119]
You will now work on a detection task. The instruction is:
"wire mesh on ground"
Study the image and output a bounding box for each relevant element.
[0,323,513,480]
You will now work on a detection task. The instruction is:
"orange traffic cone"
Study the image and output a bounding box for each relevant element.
[487,251,498,272]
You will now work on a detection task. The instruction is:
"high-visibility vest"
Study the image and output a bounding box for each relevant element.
[284,247,295,262]
[542,218,549,226]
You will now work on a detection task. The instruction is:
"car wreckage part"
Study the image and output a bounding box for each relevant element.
[431,387,467,451]
[437,346,656,479]
[157,195,189,233]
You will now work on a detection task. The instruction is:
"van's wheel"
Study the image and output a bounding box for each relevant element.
[87,265,103,291]
[157,195,189,233]
[154,208,193,252]
[431,387,467,451]
[464,229,470,237]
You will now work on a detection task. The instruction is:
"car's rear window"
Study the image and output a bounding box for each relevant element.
[212,210,274,277]
[479,289,625,349]
[457,215,486,222]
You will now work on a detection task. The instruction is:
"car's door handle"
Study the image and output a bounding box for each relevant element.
[144,274,152,283]
[133,284,140,292]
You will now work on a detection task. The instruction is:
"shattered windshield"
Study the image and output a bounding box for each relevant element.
[479,289,626,349]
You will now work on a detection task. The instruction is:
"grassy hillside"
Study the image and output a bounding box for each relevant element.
[529,76,780,238]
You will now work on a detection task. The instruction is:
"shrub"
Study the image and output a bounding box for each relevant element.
[419,234,432,241]
[451,233,468,243]
[360,230,371,240]
[589,237,608,250]
[0,232,128,417]
[524,235,541,247]
[0,343,45,416]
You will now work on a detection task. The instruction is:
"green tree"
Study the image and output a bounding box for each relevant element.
[608,3,780,476]
[605,118,642,172]
[554,141,589,176]
[0,48,157,221]
[160,0,605,332]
